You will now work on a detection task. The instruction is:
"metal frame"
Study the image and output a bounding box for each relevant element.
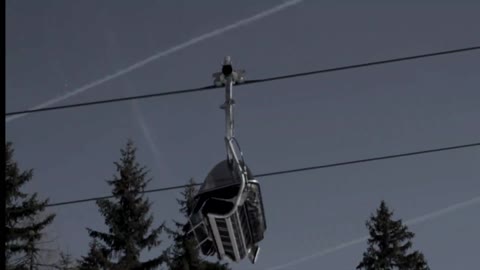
[188,57,263,264]
[209,60,251,262]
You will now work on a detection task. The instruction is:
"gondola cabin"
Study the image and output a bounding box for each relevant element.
[187,159,266,263]
[186,56,267,263]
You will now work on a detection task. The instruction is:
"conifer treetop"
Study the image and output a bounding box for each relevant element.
[82,139,165,270]
[357,200,430,270]
[5,142,56,269]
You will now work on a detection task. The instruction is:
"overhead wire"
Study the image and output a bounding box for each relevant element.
[5,46,480,117]
[44,141,480,208]
[5,0,303,124]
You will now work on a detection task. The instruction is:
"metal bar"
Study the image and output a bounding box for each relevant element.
[224,76,235,163]
[225,77,234,140]
[235,211,248,256]
[226,138,243,174]
[226,217,241,261]
[208,215,225,259]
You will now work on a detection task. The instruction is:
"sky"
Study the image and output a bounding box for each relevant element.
[5,0,480,269]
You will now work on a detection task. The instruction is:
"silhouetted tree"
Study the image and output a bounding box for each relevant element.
[56,251,76,270]
[82,139,165,269]
[5,142,55,270]
[165,179,230,270]
[357,201,430,270]
[77,239,108,270]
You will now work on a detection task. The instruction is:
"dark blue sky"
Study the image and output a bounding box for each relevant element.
[6,1,480,269]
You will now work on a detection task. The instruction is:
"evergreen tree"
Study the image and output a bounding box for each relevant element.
[5,142,56,270]
[56,251,76,270]
[82,139,165,269]
[165,179,230,270]
[357,201,430,270]
[77,240,109,270]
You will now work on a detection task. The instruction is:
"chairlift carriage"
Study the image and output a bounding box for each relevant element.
[186,56,267,264]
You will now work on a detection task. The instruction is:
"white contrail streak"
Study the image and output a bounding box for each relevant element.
[6,0,303,123]
[265,195,480,270]
[265,237,369,270]
[404,196,480,226]
[131,100,164,165]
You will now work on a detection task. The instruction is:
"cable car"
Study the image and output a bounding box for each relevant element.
[186,57,266,264]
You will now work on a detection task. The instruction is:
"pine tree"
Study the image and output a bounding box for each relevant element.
[5,142,56,270]
[57,251,76,270]
[357,201,430,270]
[165,179,230,270]
[81,139,165,269]
[77,240,109,270]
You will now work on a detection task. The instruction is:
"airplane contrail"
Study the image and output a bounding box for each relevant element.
[6,0,303,124]
[131,100,164,165]
[265,195,480,270]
